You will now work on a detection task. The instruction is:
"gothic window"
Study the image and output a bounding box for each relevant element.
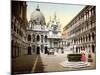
[28,34,31,41]
[37,35,40,41]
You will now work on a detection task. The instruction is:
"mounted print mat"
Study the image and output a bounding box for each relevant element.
[11,0,96,74]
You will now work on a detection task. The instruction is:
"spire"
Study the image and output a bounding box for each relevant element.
[54,12,57,19]
[36,4,40,11]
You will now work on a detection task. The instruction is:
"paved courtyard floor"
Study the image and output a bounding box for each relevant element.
[12,53,96,74]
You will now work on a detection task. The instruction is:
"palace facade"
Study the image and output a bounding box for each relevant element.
[11,1,28,58]
[63,6,96,54]
[26,5,64,55]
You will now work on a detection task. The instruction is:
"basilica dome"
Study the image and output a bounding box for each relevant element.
[30,5,46,25]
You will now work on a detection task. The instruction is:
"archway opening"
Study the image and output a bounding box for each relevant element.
[37,46,40,54]
[28,47,31,55]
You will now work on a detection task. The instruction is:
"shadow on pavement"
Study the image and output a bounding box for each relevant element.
[11,54,45,75]
[11,54,37,74]
[33,55,45,73]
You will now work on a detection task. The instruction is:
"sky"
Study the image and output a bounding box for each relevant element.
[27,1,85,31]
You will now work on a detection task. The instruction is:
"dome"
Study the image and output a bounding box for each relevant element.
[30,5,46,25]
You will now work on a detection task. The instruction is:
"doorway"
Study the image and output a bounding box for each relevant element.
[28,47,31,55]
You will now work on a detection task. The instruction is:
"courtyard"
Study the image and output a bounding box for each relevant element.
[12,51,96,74]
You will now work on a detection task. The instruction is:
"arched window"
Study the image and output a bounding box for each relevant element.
[37,35,40,41]
[28,34,31,41]
[45,35,47,42]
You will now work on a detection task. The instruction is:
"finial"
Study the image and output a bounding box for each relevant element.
[36,4,40,11]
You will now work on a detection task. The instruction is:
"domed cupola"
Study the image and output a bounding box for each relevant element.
[30,5,46,25]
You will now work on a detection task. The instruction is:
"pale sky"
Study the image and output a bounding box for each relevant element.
[27,1,85,31]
